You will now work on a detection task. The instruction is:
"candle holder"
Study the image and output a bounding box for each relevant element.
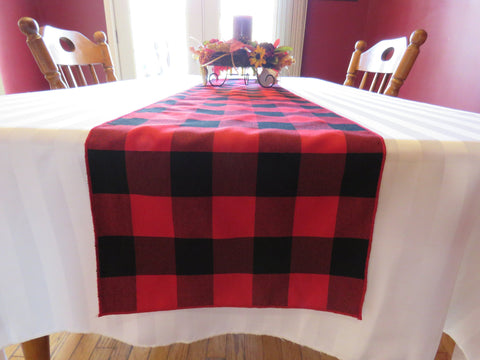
[233,16,252,43]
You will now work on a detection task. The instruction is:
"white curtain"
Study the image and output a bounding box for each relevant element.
[274,0,308,76]
[186,0,221,75]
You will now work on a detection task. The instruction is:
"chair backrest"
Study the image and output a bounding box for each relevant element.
[344,29,427,97]
[18,17,117,89]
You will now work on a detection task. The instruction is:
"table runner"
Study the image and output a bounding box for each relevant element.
[85,80,385,319]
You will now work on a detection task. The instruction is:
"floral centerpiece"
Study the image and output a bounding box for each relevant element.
[190,38,294,87]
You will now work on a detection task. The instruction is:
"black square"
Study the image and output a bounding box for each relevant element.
[137,107,166,113]
[162,100,177,105]
[291,99,310,104]
[203,103,226,107]
[256,153,301,196]
[252,104,277,108]
[196,108,225,115]
[329,123,365,131]
[301,105,323,110]
[171,152,213,196]
[329,237,369,279]
[181,119,220,128]
[258,122,296,130]
[254,111,285,117]
[253,237,292,274]
[87,149,129,194]
[97,236,136,277]
[313,112,342,118]
[175,238,213,275]
[109,117,148,126]
[341,153,383,197]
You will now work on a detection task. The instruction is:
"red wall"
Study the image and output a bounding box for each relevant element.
[302,0,480,113]
[302,0,369,84]
[0,0,107,94]
[0,0,46,93]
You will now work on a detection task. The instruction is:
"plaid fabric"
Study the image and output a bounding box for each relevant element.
[86,80,385,319]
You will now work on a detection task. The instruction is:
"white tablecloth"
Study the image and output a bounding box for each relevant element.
[1,75,479,360]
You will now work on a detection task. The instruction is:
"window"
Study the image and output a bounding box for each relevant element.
[129,0,188,78]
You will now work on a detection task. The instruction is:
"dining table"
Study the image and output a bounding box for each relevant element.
[0,74,479,360]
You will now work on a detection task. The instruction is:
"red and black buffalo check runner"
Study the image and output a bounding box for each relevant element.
[85,80,385,319]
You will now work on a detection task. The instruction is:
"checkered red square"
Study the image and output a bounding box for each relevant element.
[135,237,176,274]
[136,275,177,312]
[288,274,329,310]
[91,194,132,237]
[98,276,136,314]
[130,195,174,237]
[327,276,365,317]
[298,129,347,153]
[125,151,171,196]
[254,197,296,237]
[213,238,254,273]
[124,125,175,151]
[335,197,378,239]
[252,274,290,307]
[172,197,212,238]
[212,197,256,238]
[290,237,333,274]
[212,153,258,195]
[214,274,253,307]
[293,196,339,237]
[177,275,214,308]
[212,127,259,152]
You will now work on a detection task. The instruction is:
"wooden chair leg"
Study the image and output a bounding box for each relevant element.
[21,336,50,360]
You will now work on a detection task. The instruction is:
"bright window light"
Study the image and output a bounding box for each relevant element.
[129,0,188,77]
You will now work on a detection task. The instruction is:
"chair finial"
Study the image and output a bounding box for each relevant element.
[344,40,367,87]
[355,40,367,52]
[93,31,107,44]
[18,17,40,37]
[384,29,428,96]
[410,29,428,47]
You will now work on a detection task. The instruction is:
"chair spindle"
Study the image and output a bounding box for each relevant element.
[74,65,87,87]
[369,73,379,92]
[89,65,100,84]
[359,72,368,89]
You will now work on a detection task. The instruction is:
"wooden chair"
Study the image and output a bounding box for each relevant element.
[18,17,117,89]
[344,29,427,97]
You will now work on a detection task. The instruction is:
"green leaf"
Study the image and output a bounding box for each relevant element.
[274,46,293,53]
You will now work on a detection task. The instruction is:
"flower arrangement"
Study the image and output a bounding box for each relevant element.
[190,38,295,73]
